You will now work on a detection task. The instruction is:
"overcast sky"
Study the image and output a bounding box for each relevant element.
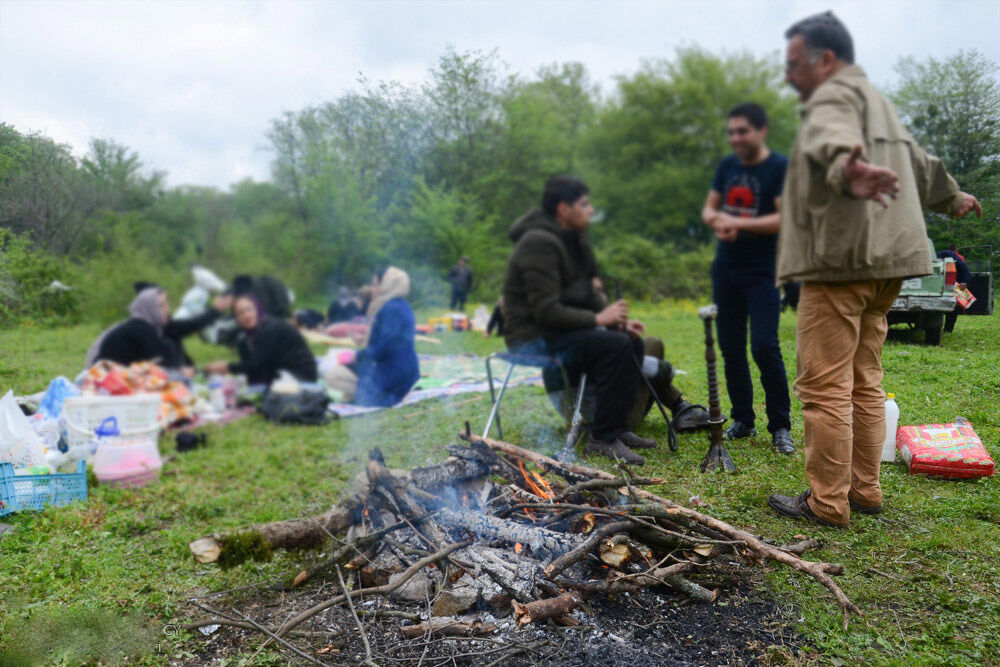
[2,0,998,189]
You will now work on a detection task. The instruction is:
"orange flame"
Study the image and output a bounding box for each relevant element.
[514,543,523,554]
[517,460,554,501]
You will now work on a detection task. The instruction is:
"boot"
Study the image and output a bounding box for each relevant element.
[584,435,645,465]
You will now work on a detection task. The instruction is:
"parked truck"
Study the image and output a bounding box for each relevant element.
[887,240,995,345]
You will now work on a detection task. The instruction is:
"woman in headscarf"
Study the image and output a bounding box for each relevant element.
[204,294,317,386]
[324,267,419,407]
[85,287,186,370]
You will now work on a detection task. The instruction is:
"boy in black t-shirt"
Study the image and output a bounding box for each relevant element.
[701,103,794,455]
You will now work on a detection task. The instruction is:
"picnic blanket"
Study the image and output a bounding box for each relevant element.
[328,354,542,418]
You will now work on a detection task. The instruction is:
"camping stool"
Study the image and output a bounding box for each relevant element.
[483,352,588,449]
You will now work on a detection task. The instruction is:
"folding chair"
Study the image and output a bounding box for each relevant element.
[482,352,588,450]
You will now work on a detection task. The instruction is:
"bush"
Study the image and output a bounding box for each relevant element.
[595,233,713,300]
[0,229,81,325]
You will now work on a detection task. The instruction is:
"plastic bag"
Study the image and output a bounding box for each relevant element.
[1,391,47,468]
[269,370,302,396]
[38,376,80,419]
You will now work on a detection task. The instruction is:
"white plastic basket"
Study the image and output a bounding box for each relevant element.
[62,394,162,449]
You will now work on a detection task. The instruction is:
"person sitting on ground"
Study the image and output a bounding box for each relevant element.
[293,308,327,331]
[86,286,190,372]
[502,176,708,465]
[129,280,234,365]
[327,286,361,323]
[323,267,420,407]
[204,295,317,386]
[232,274,293,320]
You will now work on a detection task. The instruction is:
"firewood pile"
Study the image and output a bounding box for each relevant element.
[186,427,859,663]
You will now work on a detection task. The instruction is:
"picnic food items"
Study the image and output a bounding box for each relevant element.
[896,417,995,478]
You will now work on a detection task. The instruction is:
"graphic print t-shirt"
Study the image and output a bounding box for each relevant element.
[710,152,787,267]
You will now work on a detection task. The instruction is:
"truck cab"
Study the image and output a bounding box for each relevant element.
[886,238,955,345]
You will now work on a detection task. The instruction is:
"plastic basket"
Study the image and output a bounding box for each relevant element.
[0,459,88,517]
[62,394,162,449]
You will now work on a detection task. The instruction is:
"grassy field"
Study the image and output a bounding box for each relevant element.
[1,302,998,665]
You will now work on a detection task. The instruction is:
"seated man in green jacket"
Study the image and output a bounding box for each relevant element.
[502,176,708,464]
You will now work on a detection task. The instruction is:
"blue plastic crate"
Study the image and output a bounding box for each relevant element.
[0,459,88,517]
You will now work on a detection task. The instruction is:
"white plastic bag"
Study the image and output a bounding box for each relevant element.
[1,391,47,468]
[269,370,301,395]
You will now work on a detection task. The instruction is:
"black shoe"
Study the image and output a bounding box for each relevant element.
[672,401,710,432]
[723,420,756,440]
[767,489,840,527]
[585,436,645,465]
[771,428,795,454]
[620,431,657,450]
[849,497,882,515]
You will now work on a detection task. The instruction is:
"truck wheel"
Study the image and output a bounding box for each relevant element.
[924,313,944,345]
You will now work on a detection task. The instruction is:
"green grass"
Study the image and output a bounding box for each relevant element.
[1,303,998,665]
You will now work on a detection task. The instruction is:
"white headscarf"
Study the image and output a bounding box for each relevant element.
[361,267,410,346]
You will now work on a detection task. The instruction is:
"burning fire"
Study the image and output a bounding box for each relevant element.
[514,543,523,554]
[517,460,555,501]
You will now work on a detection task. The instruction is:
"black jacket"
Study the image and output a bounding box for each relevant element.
[229,317,317,385]
[501,210,605,346]
[97,319,184,369]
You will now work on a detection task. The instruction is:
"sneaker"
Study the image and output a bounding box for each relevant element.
[771,428,795,454]
[620,431,657,450]
[849,498,882,515]
[672,400,710,432]
[723,420,756,440]
[767,489,841,527]
[584,435,645,465]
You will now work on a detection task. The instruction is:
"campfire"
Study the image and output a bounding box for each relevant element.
[187,427,858,662]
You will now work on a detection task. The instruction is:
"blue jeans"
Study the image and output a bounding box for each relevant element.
[712,261,791,433]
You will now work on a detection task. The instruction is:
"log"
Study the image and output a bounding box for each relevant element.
[512,593,581,626]
[400,620,497,639]
[463,432,861,628]
[189,504,357,566]
[433,507,587,556]
[542,520,632,579]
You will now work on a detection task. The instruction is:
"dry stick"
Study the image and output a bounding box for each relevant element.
[462,432,861,629]
[293,520,409,588]
[336,565,377,667]
[512,593,581,626]
[779,537,823,555]
[231,609,324,666]
[543,520,632,579]
[556,477,663,499]
[399,621,498,639]
[275,541,470,639]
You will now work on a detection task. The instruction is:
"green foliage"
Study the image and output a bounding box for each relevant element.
[0,229,81,325]
[891,50,1000,249]
[587,47,799,247]
[594,232,714,300]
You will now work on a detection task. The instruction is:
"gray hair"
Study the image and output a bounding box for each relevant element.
[785,11,855,65]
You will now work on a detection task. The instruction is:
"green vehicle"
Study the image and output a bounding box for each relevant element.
[886,239,954,345]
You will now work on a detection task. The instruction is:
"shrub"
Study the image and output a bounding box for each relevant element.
[0,229,81,325]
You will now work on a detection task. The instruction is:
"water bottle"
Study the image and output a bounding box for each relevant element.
[882,393,899,462]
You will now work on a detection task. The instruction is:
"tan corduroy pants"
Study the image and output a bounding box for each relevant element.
[794,279,902,525]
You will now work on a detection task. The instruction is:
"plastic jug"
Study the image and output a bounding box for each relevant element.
[882,393,899,462]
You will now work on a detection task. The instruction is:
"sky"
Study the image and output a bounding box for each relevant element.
[2,0,998,189]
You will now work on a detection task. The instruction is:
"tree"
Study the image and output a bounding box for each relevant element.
[81,138,165,211]
[585,47,799,248]
[891,51,1000,250]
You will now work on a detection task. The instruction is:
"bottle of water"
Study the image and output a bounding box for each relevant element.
[882,393,899,462]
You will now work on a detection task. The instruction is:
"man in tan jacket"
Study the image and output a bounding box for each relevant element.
[767,11,982,526]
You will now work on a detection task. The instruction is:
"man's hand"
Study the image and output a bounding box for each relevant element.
[955,192,983,218]
[842,145,900,207]
[596,300,628,327]
[625,319,646,338]
[204,361,229,375]
[715,224,738,242]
